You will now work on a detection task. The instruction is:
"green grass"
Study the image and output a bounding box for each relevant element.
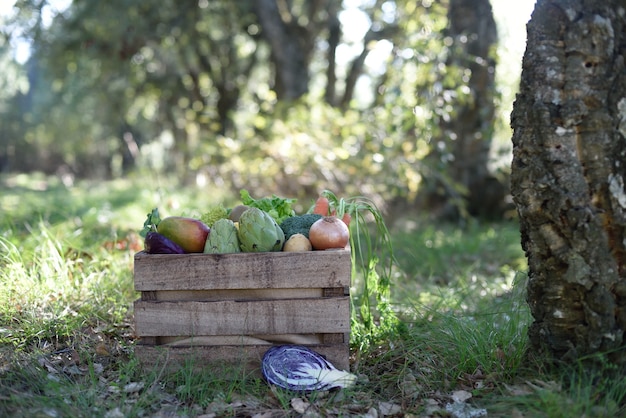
[1,173,626,417]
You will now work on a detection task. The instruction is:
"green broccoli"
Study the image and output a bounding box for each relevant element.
[279,213,323,240]
[200,204,229,227]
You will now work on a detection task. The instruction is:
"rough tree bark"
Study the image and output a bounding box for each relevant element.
[510,0,626,362]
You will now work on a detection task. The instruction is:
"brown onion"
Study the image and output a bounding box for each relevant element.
[308,216,350,250]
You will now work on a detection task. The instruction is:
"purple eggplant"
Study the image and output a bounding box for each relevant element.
[144,231,185,254]
[261,345,356,391]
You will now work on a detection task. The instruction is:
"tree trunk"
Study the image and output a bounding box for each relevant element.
[252,0,316,101]
[424,0,505,219]
[510,0,626,363]
[324,3,340,106]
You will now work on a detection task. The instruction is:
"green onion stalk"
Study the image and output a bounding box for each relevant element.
[315,190,399,351]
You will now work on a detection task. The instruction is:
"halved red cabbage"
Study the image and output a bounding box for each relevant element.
[261,345,357,391]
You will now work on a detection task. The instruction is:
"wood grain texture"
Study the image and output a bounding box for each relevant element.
[134,343,351,373]
[153,332,347,345]
[133,249,352,370]
[134,297,350,336]
[144,287,349,302]
[133,249,351,291]
[147,288,317,301]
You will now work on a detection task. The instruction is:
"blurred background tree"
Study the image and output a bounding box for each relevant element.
[418,0,504,220]
[0,0,529,220]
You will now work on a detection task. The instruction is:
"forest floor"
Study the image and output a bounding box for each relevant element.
[1,173,624,417]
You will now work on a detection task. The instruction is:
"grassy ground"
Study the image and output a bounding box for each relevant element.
[1,173,625,417]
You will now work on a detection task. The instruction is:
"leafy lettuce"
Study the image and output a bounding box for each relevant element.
[240,189,296,224]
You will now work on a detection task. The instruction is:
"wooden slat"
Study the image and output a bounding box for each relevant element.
[133,250,351,291]
[145,333,346,346]
[134,344,350,373]
[144,288,336,302]
[321,333,347,344]
[134,297,350,336]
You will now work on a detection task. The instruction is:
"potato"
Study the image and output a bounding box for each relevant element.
[283,233,312,252]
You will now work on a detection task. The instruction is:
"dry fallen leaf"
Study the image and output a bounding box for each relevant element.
[504,382,533,396]
[511,407,527,418]
[445,401,487,418]
[400,372,421,399]
[104,407,125,418]
[92,362,104,374]
[63,364,83,375]
[362,406,378,418]
[526,379,561,392]
[123,381,145,393]
[38,357,59,374]
[378,401,402,416]
[424,398,442,415]
[291,397,310,414]
[451,389,472,403]
[204,399,231,415]
[251,412,282,418]
[95,342,110,356]
[63,349,80,366]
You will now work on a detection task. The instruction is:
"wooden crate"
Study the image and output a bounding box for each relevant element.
[133,249,352,372]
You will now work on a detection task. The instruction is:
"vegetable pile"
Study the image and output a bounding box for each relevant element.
[139,190,352,255]
[138,189,396,351]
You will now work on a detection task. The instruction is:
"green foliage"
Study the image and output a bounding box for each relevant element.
[0,219,134,350]
[391,220,527,294]
[408,273,531,378]
[239,189,296,224]
[139,207,161,237]
[490,356,626,417]
[0,0,516,218]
